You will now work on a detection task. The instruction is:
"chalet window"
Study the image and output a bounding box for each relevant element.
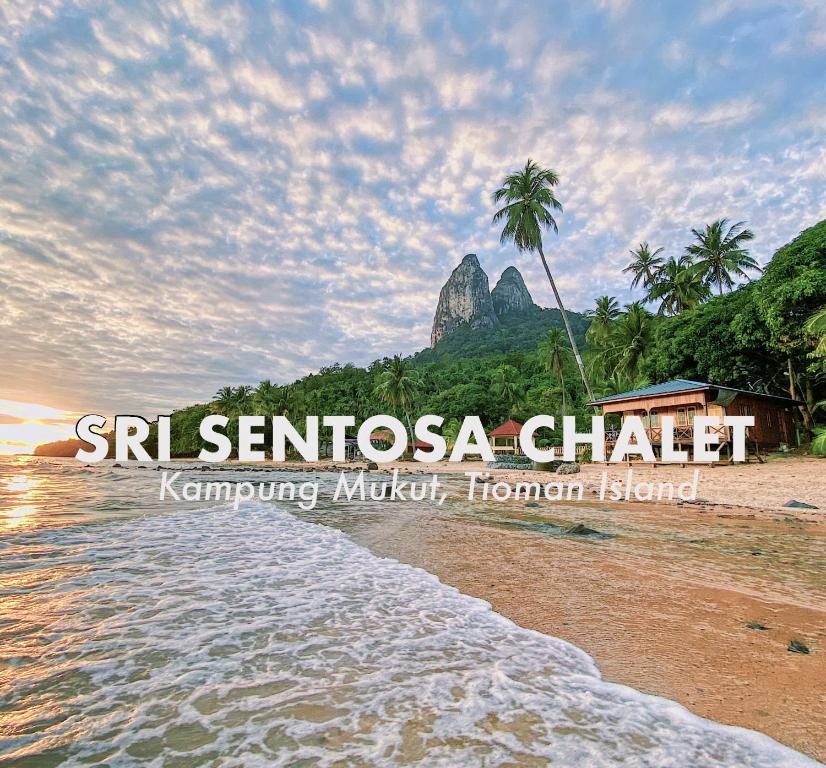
[687,406,696,422]
[676,408,687,426]
[650,412,660,427]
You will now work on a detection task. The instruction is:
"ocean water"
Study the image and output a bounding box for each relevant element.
[0,457,822,767]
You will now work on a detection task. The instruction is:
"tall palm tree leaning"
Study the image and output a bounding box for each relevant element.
[623,242,664,292]
[374,355,420,454]
[686,219,758,295]
[493,160,594,402]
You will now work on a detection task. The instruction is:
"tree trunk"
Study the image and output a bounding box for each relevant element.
[803,377,816,434]
[404,411,416,459]
[560,368,566,416]
[788,358,814,436]
[787,357,797,400]
[538,245,595,403]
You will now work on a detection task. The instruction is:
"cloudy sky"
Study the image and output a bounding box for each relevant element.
[1,0,825,442]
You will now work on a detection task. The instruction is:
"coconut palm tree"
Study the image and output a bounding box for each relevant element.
[606,302,655,381]
[492,365,523,415]
[539,327,570,414]
[623,242,664,291]
[442,418,462,451]
[212,386,237,416]
[492,159,593,401]
[374,355,420,451]
[686,219,758,295]
[805,306,826,364]
[253,379,281,415]
[646,255,710,316]
[585,295,621,345]
[210,385,252,457]
[274,383,302,419]
[234,385,253,403]
[593,368,651,399]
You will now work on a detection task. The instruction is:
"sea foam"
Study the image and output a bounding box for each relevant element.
[0,502,821,767]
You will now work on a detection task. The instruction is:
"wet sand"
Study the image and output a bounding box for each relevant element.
[290,458,826,762]
[351,497,825,761]
[276,455,826,518]
[225,454,826,758]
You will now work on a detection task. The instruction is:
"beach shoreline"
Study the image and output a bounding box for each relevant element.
[6,454,825,761]
[251,455,826,760]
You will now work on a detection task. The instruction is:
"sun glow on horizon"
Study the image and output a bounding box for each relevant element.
[0,399,79,455]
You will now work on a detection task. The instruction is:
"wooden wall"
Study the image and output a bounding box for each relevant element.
[600,391,708,415]
[725,394,795,447]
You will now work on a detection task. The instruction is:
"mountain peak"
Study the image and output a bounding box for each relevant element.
[430,254,498,347]
[491,266,534,315]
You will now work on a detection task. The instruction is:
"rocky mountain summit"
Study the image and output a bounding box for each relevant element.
[491,265,533,315]
[430,254,499,347]
[430,254,536,347]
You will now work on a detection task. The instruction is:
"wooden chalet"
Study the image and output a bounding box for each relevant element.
[588,379,800,459]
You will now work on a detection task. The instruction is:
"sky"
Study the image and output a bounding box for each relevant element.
[1,0,825,450]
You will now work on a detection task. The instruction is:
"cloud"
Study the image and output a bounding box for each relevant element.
[0,0,824,418]
[653,98,761,129]
[233,61,306,111]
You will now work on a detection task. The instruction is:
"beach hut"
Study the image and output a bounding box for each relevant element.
[489,418,525,455]
[588,379,800,458]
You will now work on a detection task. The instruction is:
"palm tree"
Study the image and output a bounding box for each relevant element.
[585,295,620,345]
[805,306,826,364]
[605,302,655,381]
[234,385,253,403]
[212,386,237,416]
[623,242,664,291]
[280,383,304,419]
[374,355,420,451]
[210,385,252,458]
[646,255,710,316]
[686,219,758,295]
[593,368,651,399]
[540,328,569,414]
[442,418,462,451]
[254,379,281,415]
[492,365,523,415]
[492,159,593,401]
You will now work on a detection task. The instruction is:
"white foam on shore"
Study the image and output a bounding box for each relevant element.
[0,503,821,767]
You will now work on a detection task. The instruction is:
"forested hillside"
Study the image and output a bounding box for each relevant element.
[35,220,826,459]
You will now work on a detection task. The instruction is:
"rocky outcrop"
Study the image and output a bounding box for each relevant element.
[430,254,499,347]
[491,266,534,315]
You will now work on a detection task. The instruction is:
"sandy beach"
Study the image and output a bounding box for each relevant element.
[272,455,826,760]
[280,454,826,517]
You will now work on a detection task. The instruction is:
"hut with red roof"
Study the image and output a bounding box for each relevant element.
[488,418,525,455]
